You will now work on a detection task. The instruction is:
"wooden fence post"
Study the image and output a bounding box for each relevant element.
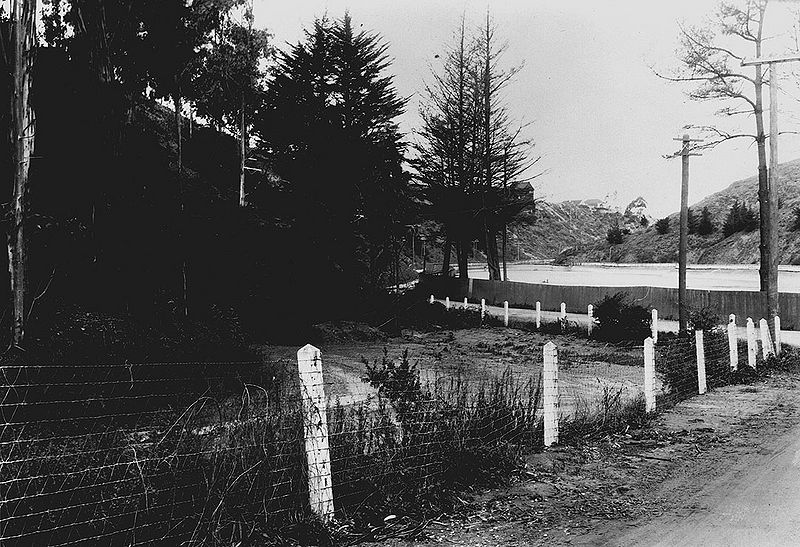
[746,318,757,369]
[587,304,593,337]
[543,341,559,447]
[695,330,706,395]
[651,309,658,345]
[504,301,509,327]
[297,344,334,521]
[759,318,774,359]
[775,315,782,356]
[728,319,738,371]
[445,297,450,310]
[536,301,541,329]
[644,337,656,413]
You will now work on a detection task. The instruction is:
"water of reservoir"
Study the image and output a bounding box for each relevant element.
[467,263,800,293]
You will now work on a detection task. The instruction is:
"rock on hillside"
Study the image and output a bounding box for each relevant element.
[577,158,800,264]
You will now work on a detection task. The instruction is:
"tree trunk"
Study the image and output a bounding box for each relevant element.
[484,226,501,281]
[174,89,188,317]
[9,0,36,346]
[441,235,452,275]
[457,238,469,279]
[239,96,247,207]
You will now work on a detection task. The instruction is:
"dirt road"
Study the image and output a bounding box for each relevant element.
[610,390,800,546]
[367,371,800,547]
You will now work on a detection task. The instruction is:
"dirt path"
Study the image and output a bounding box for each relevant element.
[364,371,800,547]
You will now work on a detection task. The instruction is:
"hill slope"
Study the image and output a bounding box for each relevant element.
[573,158,800,264]
[514,201,624,260]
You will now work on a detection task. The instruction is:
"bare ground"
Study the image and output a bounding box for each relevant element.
[358,370,800,546]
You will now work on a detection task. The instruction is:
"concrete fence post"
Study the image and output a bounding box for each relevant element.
[644,337,656,413]
[536,301,541,329]
[429,294,434,304]
[727,320,738,371]
[746,318,757,369]
[587,304,594,337]
[445,296,450,310]
[297,344,334,521]
[759,318,774,359]
[504,301,509,327]
[775,315,782,356]
[651,309,658,345]
[543,341,559,447]
[481,298,486,321]
[695,330,707,395]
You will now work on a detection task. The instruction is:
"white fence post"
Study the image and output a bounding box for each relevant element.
[297,344,334,521]
[429,294,434,304]
[695,330,707,395]
[746,318,757,369]
[728,320,738,371]
[481,298,486,321]
[504,301,509,327]
[560,302,567,321]
[463,297,468,308]
[445,296,450,310]
[651,309,658,345]
[543,341,559,447]
[587,304,594,337]
[536,301,541,329]
[644,337,656,413]
[775,315,782,356]
[759,318,774,359]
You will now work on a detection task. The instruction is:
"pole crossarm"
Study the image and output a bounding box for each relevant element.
[742,54,800,66]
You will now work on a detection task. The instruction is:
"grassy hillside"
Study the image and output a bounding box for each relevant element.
[514,201,624,260]
[574,158,800,264]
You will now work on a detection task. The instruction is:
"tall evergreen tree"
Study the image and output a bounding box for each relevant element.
[255,14,408,306]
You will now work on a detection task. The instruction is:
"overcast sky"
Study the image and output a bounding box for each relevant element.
[254,0,800,216]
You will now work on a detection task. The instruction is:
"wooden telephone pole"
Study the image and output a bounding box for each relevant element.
[670,134,702,333]
[742,53,800,338]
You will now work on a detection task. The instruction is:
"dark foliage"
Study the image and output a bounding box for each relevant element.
[688,306,720,331]
[606,225,624,244]
[655,216,670,234]
[791,206,800,232]
[591,292,651,342]
[254,14,411,315]
[697,206,714,235]
[722,200,758,237]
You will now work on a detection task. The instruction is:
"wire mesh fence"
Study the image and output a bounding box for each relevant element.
[0,312,783,543]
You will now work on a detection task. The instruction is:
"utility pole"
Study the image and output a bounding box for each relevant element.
[742,53,800,339]
[670,134,702,333]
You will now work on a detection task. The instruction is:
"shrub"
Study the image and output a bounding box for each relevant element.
[655,217,670,234]
[606,226,624,244]
[592,292,651,342]
[689,306,720,331]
